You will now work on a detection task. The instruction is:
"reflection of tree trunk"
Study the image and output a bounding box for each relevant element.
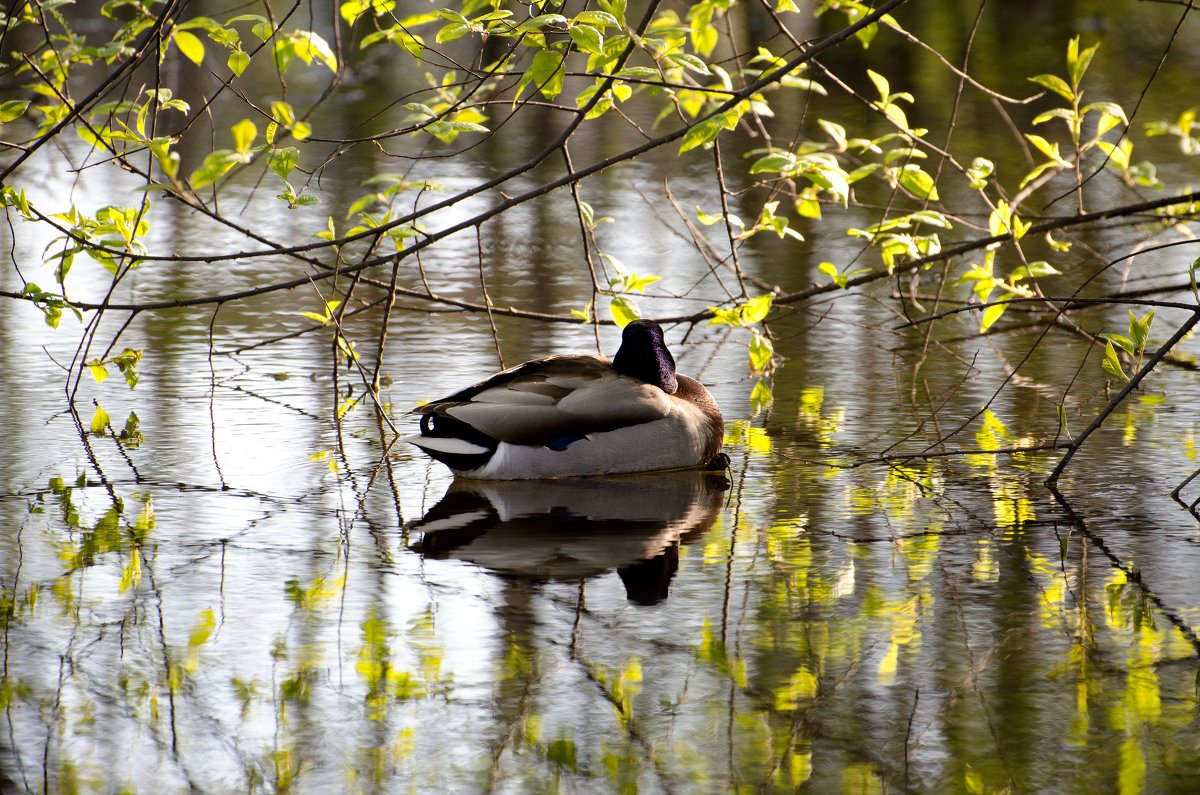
[486,577,541,793]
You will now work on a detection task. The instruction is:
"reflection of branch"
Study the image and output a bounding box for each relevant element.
[1047,484,1200,655]
[1170,467,1200,517]
[851,442,1071,468]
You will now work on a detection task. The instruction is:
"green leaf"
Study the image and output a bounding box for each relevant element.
[667,52,711,75]
[1102,340,1129,381]
[173,30,205,64]
[1068,39,1099,87]
[232,119,256,155]
[1029,73,1073,101]
[189,150,240,188]
[529,49,565,100]
[568,24,603,54]
[1033,108,1075,126]
[1130,309,1154,350]
[88,361,109,383]
[897,165,938,200]
[1098,332,1135,355]
[1024,134,1070,166]
[1009,261,1061,281]
[979,302,1006,333]
[341,0,396,24]
[0,100,30,123]
[1094,140,1129,170]
[866,69,890,102]
[571,300,593,322]
[680,120,719,153]
[749,332,773,372]
[270,147,299,180]
[609,296,640,327]
[227,49,249,76]
[291,30,338,71]
[271,100,298,127]
[749,153,796,173]
[742,293,774,323]
[90,405,111,435]
[1083,101,1128,126]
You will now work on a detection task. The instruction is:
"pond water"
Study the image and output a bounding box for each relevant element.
[4,1,1200,792]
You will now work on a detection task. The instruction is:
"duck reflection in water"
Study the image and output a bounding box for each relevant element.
[409,468,728,605]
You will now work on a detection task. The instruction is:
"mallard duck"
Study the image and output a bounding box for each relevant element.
[405,320,725,479]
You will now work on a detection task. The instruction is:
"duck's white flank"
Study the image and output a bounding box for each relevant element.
[406,321,724,479]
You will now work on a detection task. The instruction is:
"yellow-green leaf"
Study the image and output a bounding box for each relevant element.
[90,405,111,435]
[742,293,774,323]
[174,30,205,64]
[680,120,719,153]
[898,165,938,201]
[1029,73,1072,101]
[88,362,109,383]
[0,100,30,123]
[749,332,773,372]
[979,302,1006,333]
[227,50,249,76]
[609,296,640,327]
[1102,341,1129,381]
[232,119,256,155]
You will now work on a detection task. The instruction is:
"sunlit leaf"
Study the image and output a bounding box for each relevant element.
[1033,107,1075,126]
[1024,134,1070,167]
[1029,73,1073,100]
[270,147,299,180]
[979,302,1006,333]
[173,30,205,64]
[0,100,30,123]
[1068,37,1099,88]
[680,120,720,153]
[90,404,111,435]
[529,49,565,100]
[1099,333,1135,355]
[749,331,773,372]
[1095,140,1129,170]
[866,69,890,102]
[742,293,774,323]
[609,296,640,327]
[291,30,338,71]
[227,49,249,76]
[188,150,240,188]
[1102,341,1129,381]
[1130,309,1154,350]
[897,165,938,200]
[749,153,796,173]
[1009,261,1061,281]
[232,119,256,155]
[568,24,603,54]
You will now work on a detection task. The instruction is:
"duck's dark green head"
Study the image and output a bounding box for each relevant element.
[612,319,677,393]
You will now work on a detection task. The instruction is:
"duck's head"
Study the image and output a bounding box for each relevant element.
[612,319,677,394]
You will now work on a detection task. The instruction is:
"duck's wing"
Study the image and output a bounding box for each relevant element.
[414,355,672,446]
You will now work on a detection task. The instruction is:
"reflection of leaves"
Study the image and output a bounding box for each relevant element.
[546,738,577,771]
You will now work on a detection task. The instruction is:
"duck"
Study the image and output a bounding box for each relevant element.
[404,319,726,479]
